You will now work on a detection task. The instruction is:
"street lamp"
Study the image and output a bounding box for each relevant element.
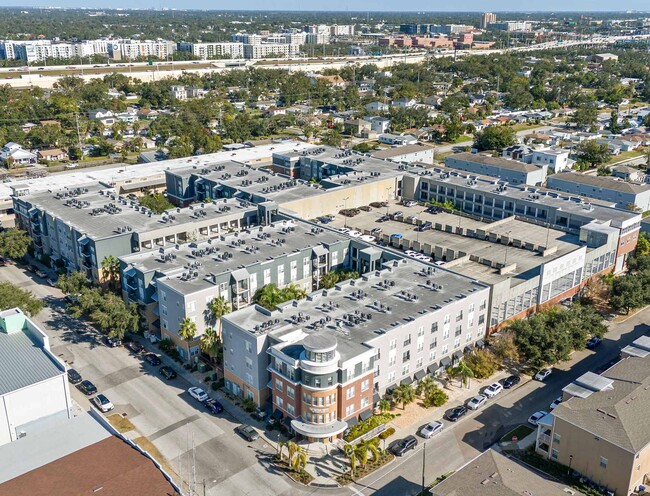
[343,197,350,228]
[503,230,512,267]
[568,454,574,478]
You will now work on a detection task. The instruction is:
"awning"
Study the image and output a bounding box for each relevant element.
[464,346,473,354]
[272,409,283,420]
[385,384,397,394]
[428,364,439,374]
[373,392,381,404]
[231,268,249,281]
[360,409,373,421]
[152,319,160,328]
[440,357,452,368]
[401,376,414,386]
[291,418,348,438]
[124,267,137,277]
[312,245,328,257]
[346,417,358,428]
[453,350,464,360]
[414,369,426,381]
[78,236,91,245]
[475,339,485,348]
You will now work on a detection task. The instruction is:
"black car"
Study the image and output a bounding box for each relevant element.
[586,337,602,349]
[204,398,224,414]
[236,424,259,442]
[104,336,122,347]
[502,375,521,389]
[144,353,161,366]
[126,341,144,354]
[446,406,468,422]
[159,365,177,380]
[390,436,418,456]
[26,264,38,273]
[77,380,97,395]
[377,215,390,223]
[67,368,82,384]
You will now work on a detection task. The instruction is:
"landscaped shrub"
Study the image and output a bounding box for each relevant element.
[378,427,395,440]
[343,413,394,442]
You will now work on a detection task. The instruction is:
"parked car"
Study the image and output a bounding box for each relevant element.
[104,336,122,347]
[446,406,468,422]
[126,341,144,354]
[419,421,444,439]
[528,410,549,426]
[376,215,390,223]
[502,375,521,389]
[390,435,418,456]
[159,366,177,380]
[0,257,7,266]
[338,227,350,234]
[417,221,433,232]
[359,205,372,212]
[402,200,418,207]
[236,424,259,442]
[389,233,403,240]
[204,398,224,414]
[360,235,376,243]
[586,337,602,349]
[534,369,552,381]
[67,368,82,384]
[144,353,161,366]
[93,394,114,413]
[484,382,503,398]
[188,387,209,402]
[467,394,487,410]
[369,201,388,208]
[348,230,362,238]
[550,396,562,411]
[35,269,47,278]
[370,228,383,235]
[391,211,404,218]
[26,264,38,273]
[77,380,97,395]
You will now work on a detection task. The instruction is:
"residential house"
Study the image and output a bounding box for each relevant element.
[364,116,391,134]
[37,148,68,162]
[343,119,371,137]
[534,354,650,496]
[169,85,188,101]
[391,97,417,109]
[531,149,572,173]
[611,165,644,182]
[20,123,37,133]
[378,133,418,146]
[597,138,639,152]
[356,79,375,93]
[0,142,37,166]
[136,108,159,120]
[502,144,534,162]
[365,101,389,113]
[527,132,554,145]
[187,86,208,99]
[87,108,116,127]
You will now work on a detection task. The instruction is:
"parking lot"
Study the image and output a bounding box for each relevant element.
[0,263,294,496]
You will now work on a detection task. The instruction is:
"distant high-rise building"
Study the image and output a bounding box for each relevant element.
[480,12,497,29]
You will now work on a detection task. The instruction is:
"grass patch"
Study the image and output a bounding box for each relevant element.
[107,413,136,433]
[336,450,395,485]
[606,149,645,165]
[510,123,544,133]
[453,135,473,143]
[500,424,534,443]
[133,436,177,479]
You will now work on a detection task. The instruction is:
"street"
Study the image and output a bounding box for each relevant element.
[3,260,648,496]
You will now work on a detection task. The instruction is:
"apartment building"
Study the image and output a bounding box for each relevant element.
[446,152,548,186]
[177,42,244,60]
[547,172,650,212]
[108,40,175,60]
[0,308,72,447]
[222,258,489,440]
[243,43,300,59]
[119,219,356,355]
[488,21,533,32]
[480,13,497,29]
[535,353,650,496]
[401,166,642,274]
[13,184,258,282]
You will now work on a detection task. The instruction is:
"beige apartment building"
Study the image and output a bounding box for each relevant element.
[536,343,650,496]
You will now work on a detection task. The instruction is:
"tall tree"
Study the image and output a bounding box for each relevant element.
[473,125,516,152]
[178,317,197,342]
[0,228,31,260]
[0,281,43,316]
[391,383,416,410]
[452,360,475,388]
[207,296,230,336]
[101,255,121,291]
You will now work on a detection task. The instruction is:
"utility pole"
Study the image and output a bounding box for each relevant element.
[75,114,82,150]
[421,443,427,495]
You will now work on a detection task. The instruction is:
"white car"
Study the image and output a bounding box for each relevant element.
[549,396,562,410]
[419,420,444,439]
[338,227,350,234]
[484,382,503,398]
[348,230,362,238]
[93,394,114,413]
[405,250,417,257]
[188,387,209,402]
[415,254,431,262]
[534,369,552,381]
[467,394,487,410]
[528,410,549,426]
[360,235,376,243]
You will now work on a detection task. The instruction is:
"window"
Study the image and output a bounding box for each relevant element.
[417,326,424,337]
[402,351,410,362]
[480,299,487,311]
[468,303,474,312]
[314,378,321,388]
[361,397,369,408]
[361,379,370,392]
[429,350,436,362]
[318,396,324,406]
[416,357,423,368]
[245,341,252,353]
[454,338,461,348]
[401,364,410,376]
[551,449,559,460]
[466,332,473,343]
[303,393,311,404]
[389,339,397,350]
[389,351,396,366]
[442,344,448,355]
[456,310,463,322]
[287,404,295,416]
[287,386,295,399]
[388,371,396,383]
[346,404,355,416]
[479,314,485,325]
[444,314,450,324]
[187,300,196,312]
[245,357,253,370]
[600,457,608,468]
[431,322,438,333]
[553,433,561,444]
[275,379,283,391]
[346,387,355,399]
[443,328,450,340]
[276,396,284,408]
[403,335,411,347]
[455,325,462,337]
[430,338,438,349]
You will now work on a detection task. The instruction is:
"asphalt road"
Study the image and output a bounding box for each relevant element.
[3,261,648,496]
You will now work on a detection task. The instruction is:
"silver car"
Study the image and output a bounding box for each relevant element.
[419,420,444,439]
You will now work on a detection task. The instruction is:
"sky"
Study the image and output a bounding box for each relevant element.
[8,1,650,11]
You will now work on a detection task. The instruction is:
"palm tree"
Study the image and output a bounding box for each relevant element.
[200,326,221,364]
[453,360,475,389]
[101,255,120,291]
[289,444,307,472]
[277,441,288,461]
[392,384,416,410]
[208,296,230,337]
[354,439,381,468]
[342,443,358,475]
[416,375,436,397]
[178,318,197,342]
[378,398,392,413]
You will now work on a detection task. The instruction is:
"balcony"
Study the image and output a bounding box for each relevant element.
[538,433,552,445]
